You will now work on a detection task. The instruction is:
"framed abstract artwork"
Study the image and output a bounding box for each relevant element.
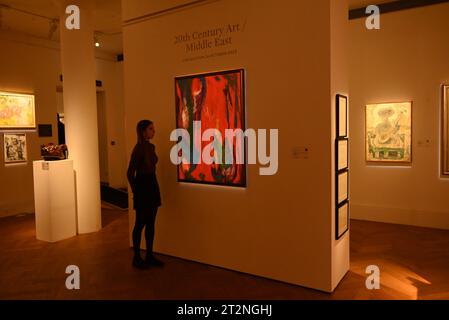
[4,133,27,163]
[0,91,36,129]
[366,102,412,163]
[336,201,349,239]
[442,85,449,176]
[336,94,348,138]
[174,69,246,187]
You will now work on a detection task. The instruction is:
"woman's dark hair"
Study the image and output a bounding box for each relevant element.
[136,120,153,144]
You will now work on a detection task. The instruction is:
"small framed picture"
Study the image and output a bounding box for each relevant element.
[336,201,349,239]
[337,170,349,205]
[336,138,349,171]
[4,133,27,164]
[337,94,348,138]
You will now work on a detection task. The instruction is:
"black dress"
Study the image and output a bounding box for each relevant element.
[127,141,161,210]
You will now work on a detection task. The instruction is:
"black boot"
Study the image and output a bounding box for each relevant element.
[133,253,149,269]
[145,253,165,267]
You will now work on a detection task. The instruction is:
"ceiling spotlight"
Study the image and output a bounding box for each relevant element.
[94,35,100,48]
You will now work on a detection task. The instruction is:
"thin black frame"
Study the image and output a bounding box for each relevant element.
[336,138,349,172]
[335,134,350,240]
[174,69,247,188]
[336,169,349,206]
[336,94,348,138]
[336,200,350,239]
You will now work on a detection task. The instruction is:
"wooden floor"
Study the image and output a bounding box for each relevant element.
[0,205,448,300]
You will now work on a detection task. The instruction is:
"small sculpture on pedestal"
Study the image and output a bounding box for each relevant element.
[41,143,68,161]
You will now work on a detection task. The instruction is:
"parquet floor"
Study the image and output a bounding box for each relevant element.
[0,204,448,300]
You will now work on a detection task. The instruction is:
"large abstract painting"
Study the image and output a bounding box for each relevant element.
[175,69,246,187]
[0,92,36,129]
[366,102,412,163]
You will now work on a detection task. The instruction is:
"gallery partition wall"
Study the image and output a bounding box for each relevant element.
[122,0,349,292]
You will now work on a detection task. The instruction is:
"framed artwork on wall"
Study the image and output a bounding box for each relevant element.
[366,102,412,163]
[4,133,27,163]
[0,91,36,129]
[442,85,449,176]
[337,170,348,205]
[337,94,348,138]
[174,69,246,187]
[336,138,349,171]
[336,201,349,239]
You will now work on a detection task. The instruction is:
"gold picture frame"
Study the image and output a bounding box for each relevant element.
[0,91,36,129]
[365,102,412,163]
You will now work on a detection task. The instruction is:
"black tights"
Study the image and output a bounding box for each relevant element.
[132,207,158,258]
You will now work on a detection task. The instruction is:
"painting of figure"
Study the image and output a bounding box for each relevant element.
[4,133,27,163]
[366,102,412,163]
[175,69,246,187]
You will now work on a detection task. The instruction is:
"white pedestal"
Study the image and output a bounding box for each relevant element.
[33,160,77,242]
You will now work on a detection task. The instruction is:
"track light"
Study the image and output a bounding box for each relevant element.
[94,35,100,47]
[48,19,58,40]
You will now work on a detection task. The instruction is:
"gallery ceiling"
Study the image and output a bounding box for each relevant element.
[348,0,394,9]
[0,0,122,55]
[0,0,397,55]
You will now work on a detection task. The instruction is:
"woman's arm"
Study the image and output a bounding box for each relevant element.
[127,145,140,193]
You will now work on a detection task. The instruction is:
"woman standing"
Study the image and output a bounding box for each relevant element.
[127,120,164,269]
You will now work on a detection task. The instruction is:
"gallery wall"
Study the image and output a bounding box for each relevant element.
[0,30,126,218]
[0,31,60,218]
[122,0,349,292]
[349,3,449,229]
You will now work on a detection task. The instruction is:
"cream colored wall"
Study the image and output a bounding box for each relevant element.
[349,3,449,229]
[0,31,126,218]
[123,0,349,292]
[0,32,60,218]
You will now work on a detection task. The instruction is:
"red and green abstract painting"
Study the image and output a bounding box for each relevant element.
[175,69,246,187]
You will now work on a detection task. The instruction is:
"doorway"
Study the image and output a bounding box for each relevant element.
[96,91,109,185]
